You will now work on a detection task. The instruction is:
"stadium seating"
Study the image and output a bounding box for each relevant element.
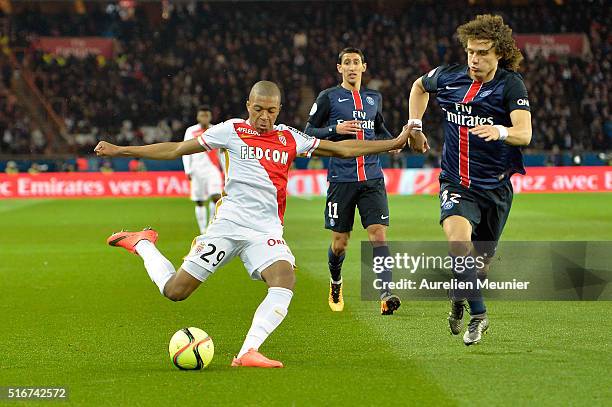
[1,1,609,158]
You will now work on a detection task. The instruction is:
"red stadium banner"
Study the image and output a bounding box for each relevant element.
[287,167,612,195]
[514,34,590,59]
[286,169,441,196]
[0,172,189,199]
[509,166,612,194]
[32,37,115,58]
[289,167,612,195]
[0,167,610,199]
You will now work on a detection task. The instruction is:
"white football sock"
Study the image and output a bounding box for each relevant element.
[195,205,208,233]
[208,200,217,223]
[237,287,293,358]
[135,240,175,295]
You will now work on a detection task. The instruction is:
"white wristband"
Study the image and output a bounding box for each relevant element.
[494,125,508,142]
[407,119,423,132]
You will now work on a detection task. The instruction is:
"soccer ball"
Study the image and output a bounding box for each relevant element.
[168,327,214,370]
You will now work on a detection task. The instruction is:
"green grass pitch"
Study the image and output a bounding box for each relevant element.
[1,193,611,406]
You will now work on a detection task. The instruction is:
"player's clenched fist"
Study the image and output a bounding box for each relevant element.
[411,131,430,153]
[94,141,120,157]
[403,124,430,154]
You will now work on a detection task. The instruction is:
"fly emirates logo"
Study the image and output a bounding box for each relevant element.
[445,103,494,127]
[337,110,374,130]
[240,145,289,165]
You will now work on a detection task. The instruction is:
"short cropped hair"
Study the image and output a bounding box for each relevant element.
[338,47,365,64]
[249,80,282,101]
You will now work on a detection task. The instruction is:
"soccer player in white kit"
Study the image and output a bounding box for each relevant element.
[95,81,414,368]
[182,106,224,233]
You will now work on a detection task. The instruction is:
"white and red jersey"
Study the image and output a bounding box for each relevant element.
[196,119,320,235]
[182,124,223,176]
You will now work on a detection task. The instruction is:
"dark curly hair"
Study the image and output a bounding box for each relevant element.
[457,14,523,71]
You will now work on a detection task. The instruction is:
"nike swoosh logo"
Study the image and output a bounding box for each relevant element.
[381,215,389,219]
[446,86,461,90]
[338,98,350,102]
[108,235,128,246]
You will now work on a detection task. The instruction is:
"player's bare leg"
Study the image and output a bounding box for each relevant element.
[367,224,400,315]
[328,231,349,311]
[232,260,294,368]
[442,216,489,344]
[162,270,201,301]
[107,228,200,300]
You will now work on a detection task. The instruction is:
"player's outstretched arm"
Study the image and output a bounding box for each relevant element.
[470,110,532,146]
[312,123,414,158]
[94,139,205,160]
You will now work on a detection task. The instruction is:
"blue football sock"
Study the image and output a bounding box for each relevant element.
[451,254,486,314]
[328,246,345,282]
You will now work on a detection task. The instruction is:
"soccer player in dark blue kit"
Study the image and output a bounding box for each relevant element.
[305,47,427,315]
[408,15,532,345]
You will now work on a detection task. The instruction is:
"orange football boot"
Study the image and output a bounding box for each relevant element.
[107,227,158,255]
[328,280,344,312]
[231,349,283,368]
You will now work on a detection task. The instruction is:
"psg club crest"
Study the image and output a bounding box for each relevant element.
[366,96,375,106]
[278,133,287,146]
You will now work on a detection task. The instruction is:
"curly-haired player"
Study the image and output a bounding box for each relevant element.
[408,15,532,345]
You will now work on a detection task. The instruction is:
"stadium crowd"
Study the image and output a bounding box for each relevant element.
[0,78,48,154]
[2,0,610,158]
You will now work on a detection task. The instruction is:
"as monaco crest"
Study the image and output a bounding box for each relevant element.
[278,132,287,146]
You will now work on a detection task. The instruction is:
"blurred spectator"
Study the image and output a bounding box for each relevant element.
[422,151,440,169]
[61,162,76,172]
[545,145,564,167]
[29,127,46,154]
[100,160,114,173]
[306,156,324,170]
[389,152,405,169]
[76,157,89,171]
[28,163,41,174]
[5,160,18,174]
[128,158,146,172]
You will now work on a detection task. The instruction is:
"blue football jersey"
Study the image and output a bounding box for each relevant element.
[304,85,392,182]
[422,64,531,189]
